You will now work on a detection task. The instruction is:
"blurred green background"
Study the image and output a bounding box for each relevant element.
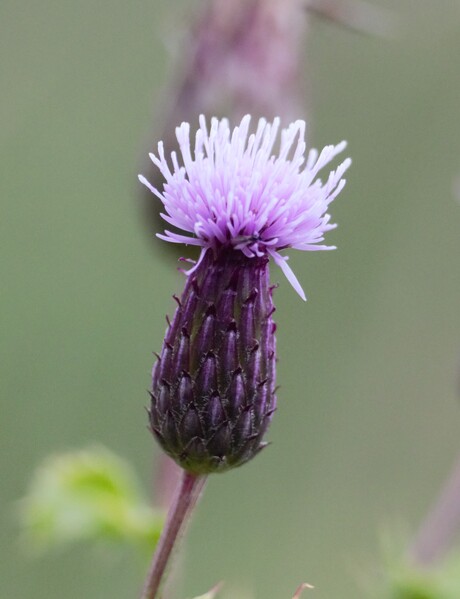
[2,0,460,597]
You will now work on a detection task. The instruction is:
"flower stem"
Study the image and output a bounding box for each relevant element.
[142,470,207,599]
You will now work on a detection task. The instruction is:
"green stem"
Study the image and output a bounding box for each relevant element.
[142,470,207,599]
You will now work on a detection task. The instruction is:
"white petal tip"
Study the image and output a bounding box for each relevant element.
[138,174,157,195]
[138,174,151,188]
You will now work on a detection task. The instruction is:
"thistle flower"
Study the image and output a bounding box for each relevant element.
[139,116,350,474]
[140,0,307,244]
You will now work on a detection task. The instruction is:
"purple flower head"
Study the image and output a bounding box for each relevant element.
[139,115,351,300]
[140,116,350,474]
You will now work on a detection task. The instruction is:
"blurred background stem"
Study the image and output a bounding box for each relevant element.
[409,454,460,568]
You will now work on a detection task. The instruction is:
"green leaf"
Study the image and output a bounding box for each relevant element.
[18,446,164,554]
[386,556,460,599]
[377,534,460,599]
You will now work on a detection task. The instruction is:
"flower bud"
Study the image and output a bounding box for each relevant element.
[149,249,276,474]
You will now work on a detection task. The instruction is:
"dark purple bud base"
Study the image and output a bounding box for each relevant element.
[149,248,277,474]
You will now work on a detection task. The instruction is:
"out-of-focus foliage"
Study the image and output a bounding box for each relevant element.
[379,553,460,599]
[18,446,164,555]
[386,560,460,599]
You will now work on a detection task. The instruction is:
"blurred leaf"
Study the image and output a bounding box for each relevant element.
[386,558,460,599]
[18,446,164,554]
[378,542,460,599]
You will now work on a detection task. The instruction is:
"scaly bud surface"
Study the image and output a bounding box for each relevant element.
[150,249,276,474]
